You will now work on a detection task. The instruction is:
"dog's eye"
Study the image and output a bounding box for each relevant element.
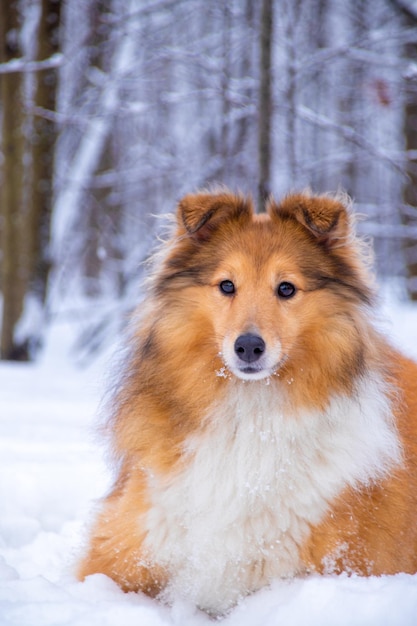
[219,280,235,295]
[277,282,296,298]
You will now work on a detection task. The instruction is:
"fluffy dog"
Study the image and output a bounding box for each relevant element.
[78,191,417,615]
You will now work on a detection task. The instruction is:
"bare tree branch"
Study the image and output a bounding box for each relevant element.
[0,52,62,74]
[389,0,417,21]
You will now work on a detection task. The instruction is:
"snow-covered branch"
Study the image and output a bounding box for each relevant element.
[359,222,417,238]
[0,52,62,74]
[297,105,406,177]
[51,4,137,259]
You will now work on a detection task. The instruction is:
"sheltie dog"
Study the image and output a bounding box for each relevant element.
[78,190,417,615]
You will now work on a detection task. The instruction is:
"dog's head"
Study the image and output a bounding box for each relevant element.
[155,191,373,385]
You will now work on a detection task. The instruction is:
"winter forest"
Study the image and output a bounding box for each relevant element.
[2,0,417,361]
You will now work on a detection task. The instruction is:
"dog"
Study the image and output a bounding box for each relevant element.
[78,190,417,615]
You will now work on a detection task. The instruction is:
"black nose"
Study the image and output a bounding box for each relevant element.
[234,333,266,363]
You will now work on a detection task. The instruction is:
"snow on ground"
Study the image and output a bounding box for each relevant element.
[1,297,417,626]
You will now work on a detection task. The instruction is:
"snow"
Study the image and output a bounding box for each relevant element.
[1,300,417,626]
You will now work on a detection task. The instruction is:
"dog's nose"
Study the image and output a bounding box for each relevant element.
[234,333,265,363]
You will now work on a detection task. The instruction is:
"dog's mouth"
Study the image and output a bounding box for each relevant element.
[240,366,260,374]
[216,358,273,381]
[236,365,271,381]
[234,365,276,381]
[233,356,288,381]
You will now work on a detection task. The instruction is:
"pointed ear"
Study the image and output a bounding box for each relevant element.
[177,191,252,241]
[269,193,351,247]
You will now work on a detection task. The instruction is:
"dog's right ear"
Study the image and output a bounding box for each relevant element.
[177,192,252,242]
[269,193,351,249]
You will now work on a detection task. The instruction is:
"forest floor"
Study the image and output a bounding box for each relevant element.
[1,293,417,626]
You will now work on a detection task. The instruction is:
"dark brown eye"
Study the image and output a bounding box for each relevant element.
[277,282,296,298]
[219,280,235,295]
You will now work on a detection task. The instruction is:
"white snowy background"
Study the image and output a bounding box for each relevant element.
[1,291,417,626]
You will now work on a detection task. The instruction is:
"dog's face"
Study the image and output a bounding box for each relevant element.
[209,235,306,381]
[156,192,373,384]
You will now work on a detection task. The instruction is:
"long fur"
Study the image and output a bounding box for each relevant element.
[78,190,417,615]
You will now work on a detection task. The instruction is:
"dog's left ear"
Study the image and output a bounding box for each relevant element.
[269,193,351,247]
[177,192,252,241]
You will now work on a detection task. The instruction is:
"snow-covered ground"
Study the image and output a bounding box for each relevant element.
[1,296,417,626]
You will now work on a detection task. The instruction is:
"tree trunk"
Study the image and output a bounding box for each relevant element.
[82,1,124,299]
[403,71,417,300]
[258,0,273,212]
[29,0,61,304]
[0,0,60,360]
[0,0,27,360]
[399,1,417,299]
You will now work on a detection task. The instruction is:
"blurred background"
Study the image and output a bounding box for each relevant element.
[1,0,417,362]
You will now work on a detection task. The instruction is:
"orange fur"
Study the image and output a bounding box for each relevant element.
[78,190,417,614]
[302,351,417,575]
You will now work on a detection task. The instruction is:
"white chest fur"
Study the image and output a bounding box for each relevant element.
[142,374,401,613]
